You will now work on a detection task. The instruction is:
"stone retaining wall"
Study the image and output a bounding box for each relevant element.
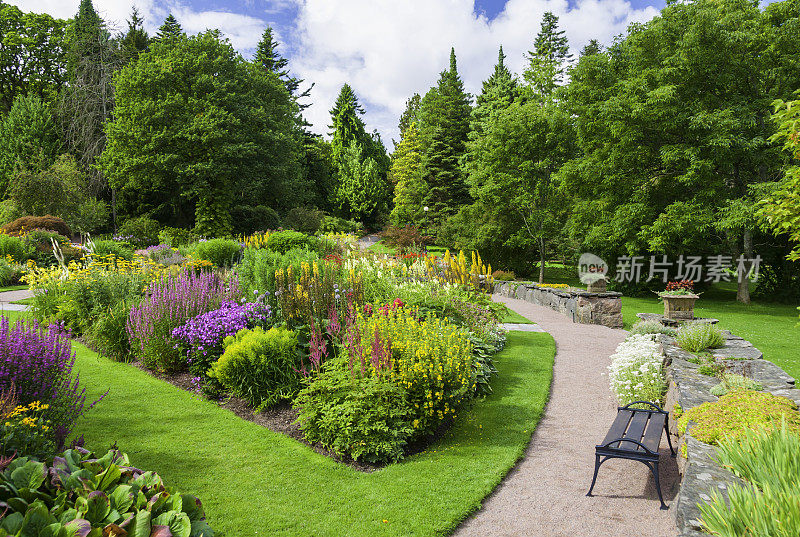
[493,281,623,328]
[661,332,800,537]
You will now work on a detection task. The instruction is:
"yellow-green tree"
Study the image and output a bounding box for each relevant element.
[389,122,425,227]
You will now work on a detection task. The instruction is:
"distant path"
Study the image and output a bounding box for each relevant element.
[357,234,380,250]
[0,289,32,312]
[455,295,679,537]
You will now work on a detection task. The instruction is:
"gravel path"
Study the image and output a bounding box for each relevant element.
[455,295,679,537]
[0,289,32,312]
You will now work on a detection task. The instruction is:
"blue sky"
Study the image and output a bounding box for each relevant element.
[15,0,666,142]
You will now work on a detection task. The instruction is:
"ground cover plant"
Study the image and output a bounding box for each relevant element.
[677,389,800,445]
[0,448,215,537]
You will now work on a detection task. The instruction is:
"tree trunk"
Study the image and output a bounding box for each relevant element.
[538,237,545,284]
[737,228,753,304]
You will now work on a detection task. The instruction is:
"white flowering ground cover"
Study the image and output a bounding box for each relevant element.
[608,334,665,406]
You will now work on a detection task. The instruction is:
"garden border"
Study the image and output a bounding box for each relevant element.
[661,331,800,537]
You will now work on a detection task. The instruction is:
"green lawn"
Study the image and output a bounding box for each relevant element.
[0,284,28,292]
[622,288,800,379]
[502,309,534,324]
[367,240,397,255]
[50,326,554,536]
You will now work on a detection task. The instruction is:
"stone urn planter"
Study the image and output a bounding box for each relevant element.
[662,293,699,321]
[586,278,607,293]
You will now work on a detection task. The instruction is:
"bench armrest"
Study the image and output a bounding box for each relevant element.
[597,438,657,456]
[619,401,666,414]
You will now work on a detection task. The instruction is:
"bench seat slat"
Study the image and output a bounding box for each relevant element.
[601,409,633,448]
[622,411,649,451]
[641,412,666,453]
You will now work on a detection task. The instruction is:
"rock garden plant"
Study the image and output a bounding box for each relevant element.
[607,334,665,406]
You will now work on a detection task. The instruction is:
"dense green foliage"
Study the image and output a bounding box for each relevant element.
[209,326,301,410]
[101,31,301,236]
[0,448,214,537]
[700,425,800,537]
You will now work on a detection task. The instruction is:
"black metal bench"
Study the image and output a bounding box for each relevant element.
[587,401,675,509]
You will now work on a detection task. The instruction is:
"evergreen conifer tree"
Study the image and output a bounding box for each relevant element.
[417,48,472,231]
[120,7,149,58]
[523,12,572,100]
[154,14,183,42]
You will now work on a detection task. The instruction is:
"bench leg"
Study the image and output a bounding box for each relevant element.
[647,460,668,510]
[664,417,676,457]
[586,454,605,497]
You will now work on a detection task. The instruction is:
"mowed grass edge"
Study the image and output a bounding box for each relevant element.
[55,325,555,537]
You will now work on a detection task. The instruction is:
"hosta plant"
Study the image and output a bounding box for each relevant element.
[0,448,213,537]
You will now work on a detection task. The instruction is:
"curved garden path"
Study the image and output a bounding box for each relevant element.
[455,295,679,537]
[0,288,32,312]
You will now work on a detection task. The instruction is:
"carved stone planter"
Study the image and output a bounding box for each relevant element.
[662,294,699,321]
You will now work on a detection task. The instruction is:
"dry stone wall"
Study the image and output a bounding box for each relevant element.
[493,281,623,328]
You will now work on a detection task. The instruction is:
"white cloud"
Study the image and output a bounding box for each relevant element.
[291,0,659,145]
[7,0,266,51]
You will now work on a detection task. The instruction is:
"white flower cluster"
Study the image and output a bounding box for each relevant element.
[608,334,665,406]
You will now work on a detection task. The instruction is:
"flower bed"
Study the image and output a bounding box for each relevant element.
[24,235,510,467]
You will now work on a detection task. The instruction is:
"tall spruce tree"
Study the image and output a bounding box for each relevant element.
[523,12,572,101]
[255,26,312,109]
[469,46,519,141]
[329,84,368,170]
[120,7,149,59]
[418,48,472,232]
[389,121,426,226]
[154,14,183,41]
[395,93,421,148]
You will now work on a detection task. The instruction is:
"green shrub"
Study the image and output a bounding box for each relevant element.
[158,226,197,247]
[0,448,214,536]
[231,205,280,234]
[208,326,301,410]
[2,215,71,237]
[283,206,322,234]
[22,229,81,267]
[0,199,24,227]
[91,239,134,260]
[699,425,800,537]
[266,230,315,254]
[85,299,133,361]
[238,247,320,295]
[319,215,361,234]
[118,216,161,247]
[295,368,415,464]
[678,389,800,445]
[0,258,24,286]
[0,234,25,261]
[629,319,677,336]
[69,198,110,234]
[710,372,763,397]
[193,238,241,267]
[676,323,725,352]
[491,269,516,281]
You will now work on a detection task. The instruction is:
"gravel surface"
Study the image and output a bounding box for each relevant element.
[0,289,33,311]
[455,295,679,537]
